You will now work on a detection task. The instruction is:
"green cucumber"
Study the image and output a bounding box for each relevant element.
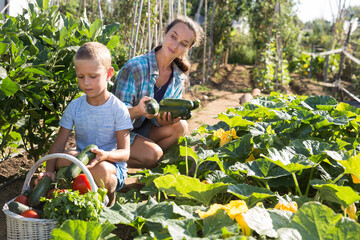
[160,98,194,110]
[8,201,31,215]
[64,144,97,180]
[159,106,189,118]
[8,201,43,216]
[181,111,192,120]
[192,99,201,110]
[28,175,52,207]
[145,98,159,115]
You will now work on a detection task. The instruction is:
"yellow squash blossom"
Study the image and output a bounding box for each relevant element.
[195,204,223,219]
[275,201,298,213]
[342,203,357,221]
[213,128,239,147]
[351,174,360,184]
[245,153,256,163]
[196,200,251,236]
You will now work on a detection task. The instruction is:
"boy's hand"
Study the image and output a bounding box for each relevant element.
[87,148,110,169]
[35,171,55,185]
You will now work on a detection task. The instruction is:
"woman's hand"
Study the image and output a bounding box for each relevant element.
[132,96,158,119]
[157,111,181,126]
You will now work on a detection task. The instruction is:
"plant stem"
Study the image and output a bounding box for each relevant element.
[305,167,315,196]
[331,172,345,184]
[291,172,302,196]
[265,181,271,191]
[185,139,189,176]
[162,190,168,200]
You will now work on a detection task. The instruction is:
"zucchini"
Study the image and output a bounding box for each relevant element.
[181,111,192,120]
[8,201,43,216]
[159,106,189,118]
[160,98,194,110]
[28,175,52,207]
[192,99,201,110]
[64,144,97,180]
[55,166,68,181]
[145,98,159,115]
[8,201,31,215]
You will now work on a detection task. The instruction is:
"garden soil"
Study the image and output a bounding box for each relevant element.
[0,63,353,239]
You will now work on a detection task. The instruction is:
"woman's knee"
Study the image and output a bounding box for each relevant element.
[141,144,163,167]
[174,120,188,137]
[130,141,163,168]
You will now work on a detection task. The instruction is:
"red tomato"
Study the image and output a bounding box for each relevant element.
[14,195,29,205]
[72,174,91,194]
[21,209,40,219]
[47,189,68,199]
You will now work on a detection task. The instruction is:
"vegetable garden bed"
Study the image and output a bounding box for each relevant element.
[5,93,359,239]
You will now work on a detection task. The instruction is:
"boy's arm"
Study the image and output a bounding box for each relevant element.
[46,127,72,173]
[87,129,130,168]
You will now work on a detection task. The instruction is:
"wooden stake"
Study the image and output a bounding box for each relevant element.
[133,0,144,58]
[202,0,207,84]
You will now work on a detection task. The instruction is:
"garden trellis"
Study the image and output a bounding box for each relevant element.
[128,0,188,59]
[303,20,360,103]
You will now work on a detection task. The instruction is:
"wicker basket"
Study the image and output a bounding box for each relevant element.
[2,153,100,240]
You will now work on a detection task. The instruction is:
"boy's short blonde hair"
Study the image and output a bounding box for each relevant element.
[74,42,112,69]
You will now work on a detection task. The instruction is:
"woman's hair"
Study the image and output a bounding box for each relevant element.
[163,15,204,73]
[74,42,112,70]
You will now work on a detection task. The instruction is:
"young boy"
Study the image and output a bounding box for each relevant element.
[39,42,133,206]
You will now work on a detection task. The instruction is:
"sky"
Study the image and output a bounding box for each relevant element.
[296,0,360,23]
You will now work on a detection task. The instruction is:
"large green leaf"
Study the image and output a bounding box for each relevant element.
[337,153,360,179]
[312,183,360,207]
[136,199,173,222]
[263,147,314,173]
[50,220,118,240]
[202,209,238,237]
[103,22,121,36]
[1,77,19,96]
[248,99,286,109]
[228,159,290,180]
[303,95,338,110]
[283,202,360,240]
[153,174,228,206]
[221,134,252,159]
[217,113,255,128]
[242,206,292,238]
[228,184,275,207]
[99,202,136,224]
[89,19,103,40]
[164,219,198,240]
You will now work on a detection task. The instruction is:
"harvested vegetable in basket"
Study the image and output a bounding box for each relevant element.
[41,188,105,226]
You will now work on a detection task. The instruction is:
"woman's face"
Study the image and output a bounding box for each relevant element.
[162,22,195,58]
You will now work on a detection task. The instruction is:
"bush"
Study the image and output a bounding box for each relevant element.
[0,0,127,159]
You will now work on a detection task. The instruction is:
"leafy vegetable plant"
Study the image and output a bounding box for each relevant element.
[41,189,104,225]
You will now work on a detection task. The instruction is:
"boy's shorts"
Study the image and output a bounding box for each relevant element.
[114,163,127,191]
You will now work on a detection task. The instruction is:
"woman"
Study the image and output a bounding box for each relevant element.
[112,15,204,168]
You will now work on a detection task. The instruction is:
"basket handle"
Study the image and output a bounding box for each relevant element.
[21,153,98,194]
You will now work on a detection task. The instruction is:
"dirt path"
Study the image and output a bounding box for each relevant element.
[184,64,254,132]
[186,90,244,132]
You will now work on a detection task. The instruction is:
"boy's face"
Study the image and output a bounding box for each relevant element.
[75,60,113,100]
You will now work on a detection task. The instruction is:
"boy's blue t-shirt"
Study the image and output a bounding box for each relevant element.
[59,92,133,171]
